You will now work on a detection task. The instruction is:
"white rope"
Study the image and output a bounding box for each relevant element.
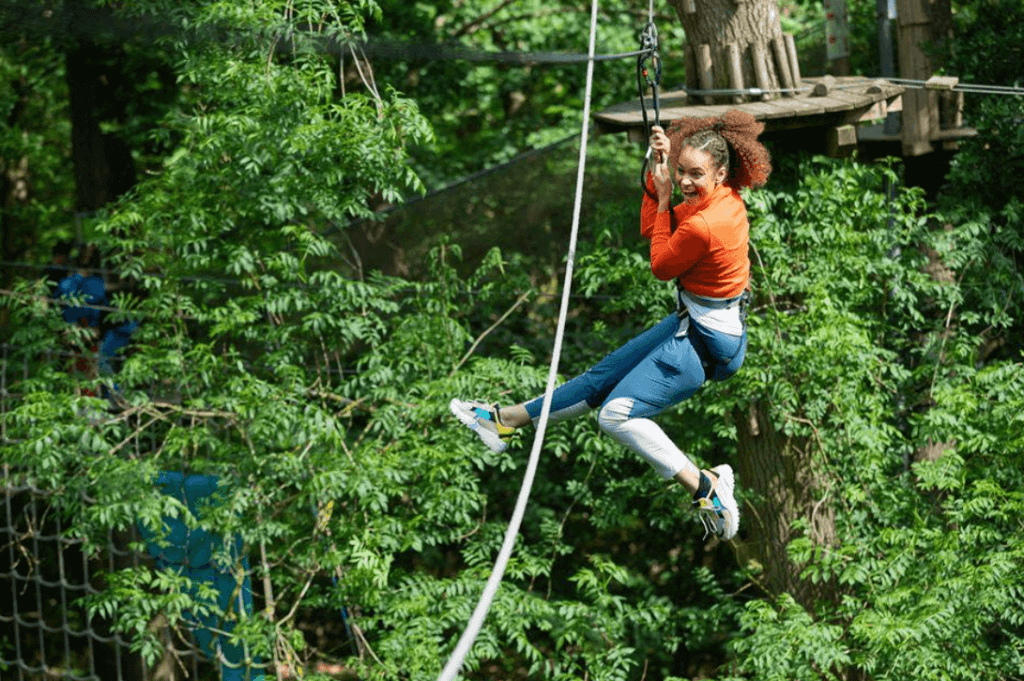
[435,1,601,679]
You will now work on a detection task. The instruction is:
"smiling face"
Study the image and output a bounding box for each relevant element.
[674,146,728,205]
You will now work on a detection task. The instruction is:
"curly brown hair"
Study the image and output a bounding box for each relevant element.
[666,110,772,189]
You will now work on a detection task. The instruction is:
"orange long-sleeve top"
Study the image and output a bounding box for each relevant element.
[640,180,750,299]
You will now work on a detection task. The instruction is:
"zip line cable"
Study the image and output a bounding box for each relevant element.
[435,0,600,678]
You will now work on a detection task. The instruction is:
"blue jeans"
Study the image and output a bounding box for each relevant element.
[525,313,746,421]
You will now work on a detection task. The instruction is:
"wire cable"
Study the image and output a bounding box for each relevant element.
[435,0,600,678]
[354,38,646,64]
[885,77,1024,96]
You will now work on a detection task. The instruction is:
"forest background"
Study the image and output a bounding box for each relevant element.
[1,0,1023,680]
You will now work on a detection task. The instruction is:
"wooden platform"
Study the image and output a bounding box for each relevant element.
[594,76,905,139]
[857,123,977,144]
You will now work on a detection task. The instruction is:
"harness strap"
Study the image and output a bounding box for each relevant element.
[676,284,753,324]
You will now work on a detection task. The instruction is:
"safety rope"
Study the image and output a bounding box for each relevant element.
[435,0,600,679]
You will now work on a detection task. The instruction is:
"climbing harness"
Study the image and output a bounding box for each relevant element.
[739,285,753,325]
[636,18,663,203]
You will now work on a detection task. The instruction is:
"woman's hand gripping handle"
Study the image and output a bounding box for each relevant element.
[649,125,672,213]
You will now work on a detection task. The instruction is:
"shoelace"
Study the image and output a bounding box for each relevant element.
[693,493,724,540]
[696,507,722,540]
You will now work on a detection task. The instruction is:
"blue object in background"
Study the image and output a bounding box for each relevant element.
[55,272,107,327]
[99,319,139,375]
[55,269,139,389]
[140,472,264,681]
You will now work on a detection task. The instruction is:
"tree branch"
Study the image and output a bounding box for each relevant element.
[449,290,531,376]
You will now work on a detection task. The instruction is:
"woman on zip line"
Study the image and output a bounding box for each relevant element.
[451,110,772,541]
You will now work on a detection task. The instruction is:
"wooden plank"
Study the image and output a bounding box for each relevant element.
[726,43,745,105]
[596,96,851,128]
[828,124,858,157]
[926,75,959,90]
[759,97,828,118]
[751,43,773,101]
[738,101,787,119]
[931,126,977,141]
[661,103,740,121]
[900,88,933,156]
[788,76,902,98]
[697,43,715,105]
[809,89,864,113]
[592,77,909,136]
[784,34,802,87]
[772,35,795,95]
[927,90,941,139]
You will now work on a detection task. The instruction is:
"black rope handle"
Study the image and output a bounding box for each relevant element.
[637,21,673,223]
[637,21,662,201]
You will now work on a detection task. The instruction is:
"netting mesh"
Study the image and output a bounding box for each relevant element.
[0,467,208,681]
[0,346,213,681]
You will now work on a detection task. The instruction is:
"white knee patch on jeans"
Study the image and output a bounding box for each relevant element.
[532,399,591,425]
[597,397,698,479]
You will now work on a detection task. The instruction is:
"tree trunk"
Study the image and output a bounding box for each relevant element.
[666,0,797,104]
[734,400,839,610]
[65,40,137,213]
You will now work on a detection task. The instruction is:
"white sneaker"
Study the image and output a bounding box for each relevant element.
[692,464,740,541]
[449,399,515,453]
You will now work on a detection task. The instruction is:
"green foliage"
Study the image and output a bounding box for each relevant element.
[727,594,851,681]
[0,36,75,263]
[4,2,1024,681]
[369,0,685,186]
[939,0,1024,215]
[645,152,1024,681]
[777,0,878,77]
[945,0,1024,89]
